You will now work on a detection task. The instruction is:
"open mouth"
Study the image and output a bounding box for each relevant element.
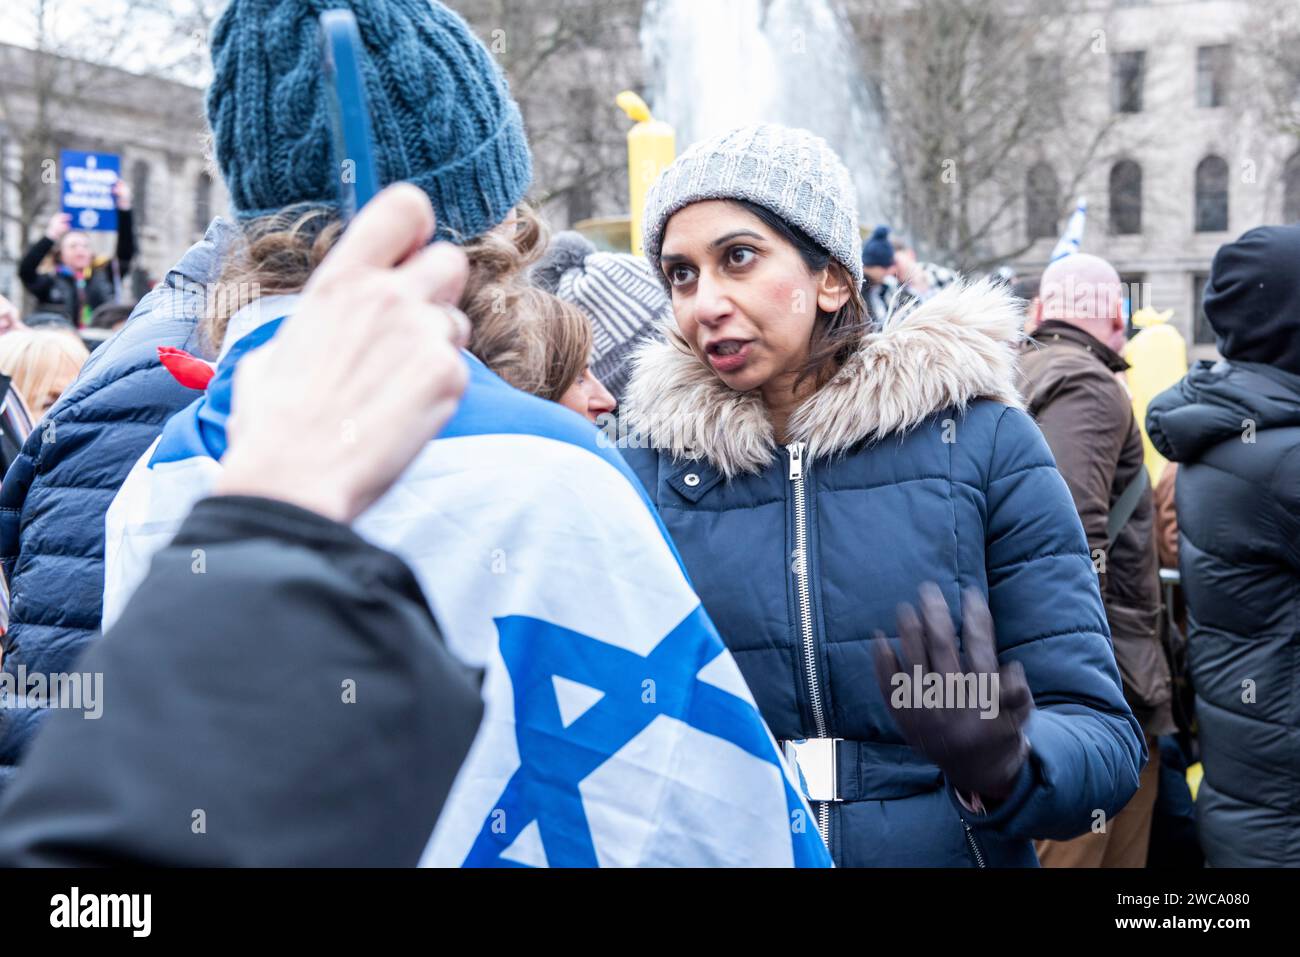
[706,339,750,357]
[703,338,753,372]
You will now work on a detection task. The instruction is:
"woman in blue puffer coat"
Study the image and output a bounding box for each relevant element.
[618,124,1144,867]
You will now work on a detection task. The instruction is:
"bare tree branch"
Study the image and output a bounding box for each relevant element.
[844,0,1132,272]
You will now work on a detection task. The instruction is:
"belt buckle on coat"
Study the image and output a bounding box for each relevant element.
[781,738,843,802]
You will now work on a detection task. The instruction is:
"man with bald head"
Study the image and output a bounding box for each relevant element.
[1018,253,1172,869]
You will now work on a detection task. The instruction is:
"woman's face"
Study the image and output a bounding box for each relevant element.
[659,201,845,394]
[60,232,93,272]
[558,366,616,422]
[32,361,81,419]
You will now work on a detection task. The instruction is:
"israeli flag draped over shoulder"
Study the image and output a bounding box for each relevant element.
[103,296,831,868]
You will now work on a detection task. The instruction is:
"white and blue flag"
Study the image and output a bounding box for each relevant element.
[1050,196,1087,262]
[103,299,831,868]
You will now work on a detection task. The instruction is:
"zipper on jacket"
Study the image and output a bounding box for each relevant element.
[963,820,987,868]
[788,441,830,845]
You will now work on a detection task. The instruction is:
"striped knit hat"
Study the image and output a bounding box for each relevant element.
[642,123,862,286]
[205,0,532,242]
[533,232,669,403]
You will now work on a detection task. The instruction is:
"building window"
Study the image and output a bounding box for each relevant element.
[131,159,150,229]
[1112,51,1145,113]
[1109,160,1143,235]
[1195,155,1229,232]
[1284,151,1300,223]
[194,171,212,235]
[1196,45,1231,108]
[1191,272,1215,345]
[1026,162,1059,240]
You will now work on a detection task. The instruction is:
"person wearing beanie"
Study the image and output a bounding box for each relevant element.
[99,20,832,866]
[860,224,895,279]
[0,0,533,788]
[532,231,670,404]
[621,122,1142,867]
[859,224,895,326]
[1146,223,1300,866]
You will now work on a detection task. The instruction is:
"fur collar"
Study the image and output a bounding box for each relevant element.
[621,278,1025,477]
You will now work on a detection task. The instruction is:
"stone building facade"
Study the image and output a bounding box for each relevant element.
[0,42,228,308]
[1008,0,1300,356]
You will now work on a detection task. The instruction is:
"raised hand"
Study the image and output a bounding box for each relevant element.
[45,212,72,242]
[873,582,1033,802]
[112,179,132,211]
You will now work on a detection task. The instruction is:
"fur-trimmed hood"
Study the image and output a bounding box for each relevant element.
[621,278,1025,477]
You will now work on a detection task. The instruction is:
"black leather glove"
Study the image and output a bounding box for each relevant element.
[873,583,1033,802]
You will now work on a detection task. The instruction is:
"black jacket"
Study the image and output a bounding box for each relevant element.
[17,209,135,324]
[0,495,483,866]
[1147,359,1300,866]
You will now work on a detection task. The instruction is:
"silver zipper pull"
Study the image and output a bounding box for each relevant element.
[788,442,805,481]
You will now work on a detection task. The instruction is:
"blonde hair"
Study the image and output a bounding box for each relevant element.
[200,200,594,403]
[0,329,90,418]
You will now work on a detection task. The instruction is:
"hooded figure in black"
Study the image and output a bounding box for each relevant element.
[1146,223,1300,867]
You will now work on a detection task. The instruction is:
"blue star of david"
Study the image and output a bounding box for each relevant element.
[462,607,824,867]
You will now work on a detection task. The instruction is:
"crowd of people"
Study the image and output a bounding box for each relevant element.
[0,0,1293,869]
[0,178,137,459]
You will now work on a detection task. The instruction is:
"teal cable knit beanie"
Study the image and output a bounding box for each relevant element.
[206,0,532,242]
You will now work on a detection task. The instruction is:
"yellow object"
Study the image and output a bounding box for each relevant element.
[1131,306,1174,330]
[1186,761,1203,801]
[617,91,675,257]
[1124,318,1188,484]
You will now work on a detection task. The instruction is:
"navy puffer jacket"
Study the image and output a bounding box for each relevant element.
[620,281,1144,867]
[0,218,236,789]
[1146,359,1300,866]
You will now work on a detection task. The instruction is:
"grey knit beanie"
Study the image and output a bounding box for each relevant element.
[533,231,669,403]
[642,124,863,287]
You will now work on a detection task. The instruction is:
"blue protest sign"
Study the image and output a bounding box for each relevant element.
[60,150,120,232]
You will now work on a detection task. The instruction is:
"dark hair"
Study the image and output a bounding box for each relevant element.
[726,199,868,389]
[89,302,136,330]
